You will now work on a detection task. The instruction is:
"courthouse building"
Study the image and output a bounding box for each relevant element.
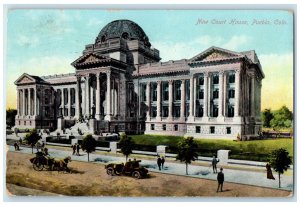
[14,19,264,139]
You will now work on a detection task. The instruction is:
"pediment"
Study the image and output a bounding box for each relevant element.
[190,46,242,62]
[72,53,110,66]
[14,73,36,85]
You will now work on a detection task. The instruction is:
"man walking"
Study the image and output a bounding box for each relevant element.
[161,156,165,169]
[217,167,224,192]
[157,156,162,171]
[212,155,218,173]
[76,143,80,156]
[72,144,76,155]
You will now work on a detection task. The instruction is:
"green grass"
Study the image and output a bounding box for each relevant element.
[130,134,294,162]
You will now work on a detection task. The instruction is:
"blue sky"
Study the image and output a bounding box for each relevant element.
[6,9,294,110]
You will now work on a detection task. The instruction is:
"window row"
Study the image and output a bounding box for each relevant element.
[195,126,232,134]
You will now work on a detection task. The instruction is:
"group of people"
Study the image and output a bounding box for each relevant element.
[157,156,165,170]
[72,143,81,156]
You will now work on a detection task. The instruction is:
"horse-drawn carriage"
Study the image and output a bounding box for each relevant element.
[30,151,71,172]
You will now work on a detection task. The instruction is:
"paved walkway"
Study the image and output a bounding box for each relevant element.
[7,145,293,191]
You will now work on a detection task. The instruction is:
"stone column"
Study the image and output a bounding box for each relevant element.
[234,70,240,117]
[34,87,38,116]
[86,75,91,117]
[207,74,211,117]
[180,79,185,120]
[188,75,194,121]
[168,80,173,120]
[28,88,31,116]
[22,88,26,117]
[61,88,65,117]
[105,71,112,120]
[75,76,81,119]
[96,73,101,120]
[146,82,151,121]
[17,89,20,116]
[251,75,256,117]
[203,72,208,118]
[223,72,227,117]
[218,71,224,118]
[68,87,71,118]
[193,77,197,117]
[156,81,162,121]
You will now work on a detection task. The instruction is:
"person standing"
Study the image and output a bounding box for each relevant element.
[72,144,76,155]
[217,167,224,192]
[161,156,165,169]
[157,156,162,170]
[76,143,80,156]
[212,155,218,173]
[266,163,275,180]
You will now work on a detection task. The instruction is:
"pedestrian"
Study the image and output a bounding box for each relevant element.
[76,143,80,156]
[14,141,19,151]
[217,167,224,192]
[266,163,275,180]
[41,141,45,148]
[19,137,22,145]
[72,144,76,155]
[161,156,165,169]
[212,155,219,173]
[157,156,162,170]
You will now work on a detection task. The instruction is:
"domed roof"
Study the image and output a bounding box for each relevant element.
[96,19,151,47]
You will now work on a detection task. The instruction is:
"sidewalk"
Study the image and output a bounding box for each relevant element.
[7,145,293,191]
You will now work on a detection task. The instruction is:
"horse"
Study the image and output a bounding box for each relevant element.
[52,156,72,173]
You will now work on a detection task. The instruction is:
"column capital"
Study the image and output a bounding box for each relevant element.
[96,72,101,78]
[157,80,162,85]
[203,71,209,77]
[147,81,151,86]
[235,69,240,74]
[181,79,186,84]
[106,71,111,76]
[219,70,225,75]
[168,79,174,84]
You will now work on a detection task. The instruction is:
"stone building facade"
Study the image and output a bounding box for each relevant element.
[14,19,264,139]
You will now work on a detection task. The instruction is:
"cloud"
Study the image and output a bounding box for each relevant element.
[16,35,39,47]
[152,35,251,61]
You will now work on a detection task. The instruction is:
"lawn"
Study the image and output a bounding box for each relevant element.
[130,134,294,162]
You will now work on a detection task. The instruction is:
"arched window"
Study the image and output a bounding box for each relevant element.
[122,32,129,39]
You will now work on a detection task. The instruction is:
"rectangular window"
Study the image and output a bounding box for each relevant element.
[174,80,181,101]
[213,89,219,99]
[186,80,190,101]
[199,75,204,85]
[229,73,235,83]
[228,105,234,117]
[162,82,169,101]
[151,106,157,117]
[162,106,169,117]
[228,89,235,98]
[151,82,157,101]
[213,74,219,84]
[212,105,218,117]
[196,126,201,133]
[226,127,231,134]
[140,83,147,101]
[174,106,180,117]
[198,89,204,99]
[210,126,215,134]
[174,125,178,131]
[151,124,155,130]
[162,124,166,131]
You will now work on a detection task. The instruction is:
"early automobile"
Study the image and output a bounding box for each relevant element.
[105,160,149,179]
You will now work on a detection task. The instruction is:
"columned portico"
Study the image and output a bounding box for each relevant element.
[105,71,112,121]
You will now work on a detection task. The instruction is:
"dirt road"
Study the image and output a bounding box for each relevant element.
[6,151,292,197]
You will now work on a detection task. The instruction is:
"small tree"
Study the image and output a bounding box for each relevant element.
[81,134,96,162]
[261,108,274,128]
[118,133,134,162]
[6,108,17,129]
[270,106,293,131]
[268,148,292,188]
[24,129,41,154]
[176,136,198,175]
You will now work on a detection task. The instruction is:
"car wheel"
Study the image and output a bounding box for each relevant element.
[132,171,141,179]
[33,160,43,171]
[106,167,115,176]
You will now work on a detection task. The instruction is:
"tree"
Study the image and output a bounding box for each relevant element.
[268,148,292,188]
[6,108,17,129]
[24,129,41,154]
[81,134,96,162]
[261,108,274,128]
[270,106,293,131]
[118,133,134,162]
[176,136,198,175]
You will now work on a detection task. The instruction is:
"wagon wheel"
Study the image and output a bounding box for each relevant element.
[132,171,141,179]
[106,167,115,176]
[33,159,43,171]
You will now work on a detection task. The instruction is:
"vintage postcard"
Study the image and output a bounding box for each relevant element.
[5,8,294,199]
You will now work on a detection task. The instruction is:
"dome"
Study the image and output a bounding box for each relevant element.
[95,19,151,47]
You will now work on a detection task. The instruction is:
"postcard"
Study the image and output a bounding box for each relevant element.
[5,8,294,199]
